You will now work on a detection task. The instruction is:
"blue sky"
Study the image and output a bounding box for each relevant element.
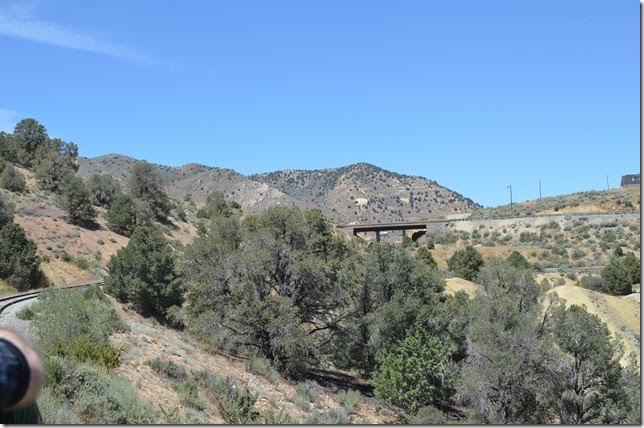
[0,0,638,207]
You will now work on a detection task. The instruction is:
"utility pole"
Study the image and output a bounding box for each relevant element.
[508,185,513,211]
[605,175,610,191]
[539,180,542,200]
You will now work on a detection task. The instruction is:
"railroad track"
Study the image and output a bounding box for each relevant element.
[0,282,103,315]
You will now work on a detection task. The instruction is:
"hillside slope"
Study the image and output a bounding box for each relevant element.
[250,163,479,222]
[77,154,299,212]
[2,165,196,288]
[79,155,480,222]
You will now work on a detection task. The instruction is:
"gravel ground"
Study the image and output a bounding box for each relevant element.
[0,298,38,343]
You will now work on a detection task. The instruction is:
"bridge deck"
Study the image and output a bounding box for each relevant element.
[336,219,448,234]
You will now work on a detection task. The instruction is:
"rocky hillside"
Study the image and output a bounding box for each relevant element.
[78,154,298,212]
[250,163,479,222]
[79,156,480,222]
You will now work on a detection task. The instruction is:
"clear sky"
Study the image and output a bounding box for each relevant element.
[0,0,639,207]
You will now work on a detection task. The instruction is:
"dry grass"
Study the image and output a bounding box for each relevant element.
[444,277,479,298]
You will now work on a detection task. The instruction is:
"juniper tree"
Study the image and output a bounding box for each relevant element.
[105,225,182,321]
[60,174,96,226]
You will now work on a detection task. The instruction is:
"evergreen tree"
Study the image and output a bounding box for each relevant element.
[0,223,40,290]
[105,226,182,321]
[60,174,96,226]
[106,193,137,236]
[128,161,170,222]
[506,250,531,270]
[12,118,48,166]
[373,330,456,417]
[601,256,632,295]
[447,245,484,280]
[35,151,77,192]
[415,246,438,270]
[86,174,121,206]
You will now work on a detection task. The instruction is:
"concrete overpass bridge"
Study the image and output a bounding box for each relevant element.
[335,218,453,242]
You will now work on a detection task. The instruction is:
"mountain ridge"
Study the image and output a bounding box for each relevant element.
[78,154,480,222]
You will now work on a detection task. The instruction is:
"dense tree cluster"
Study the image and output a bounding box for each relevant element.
[0,119,177,235]
[104,161,174,235]
[157,206,638,423]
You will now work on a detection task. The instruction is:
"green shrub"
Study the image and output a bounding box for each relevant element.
[602,256,633,295]
[35,150,77,192]
[336,389,361,414]
[73,256,90,270]
[149,357,187,381]
[447,246,484,281]
[506,251,531,270]
[304,408,349,424]
[578,275,604,292]
[37,386,79,424]
[175,381,207,411]
[519,231,538,242]
[415,246,437,270]
[32,287,125,360]
[622,252,640,286]
[425,237,435,249]
[43,356,154,424]
[571,249,586,260]
[245,357,280,383]
[372,330,456,415]
[409,405,450,424]
[128,161,171,222]
[262,408,297,424]
[0,164,26,192]
[296,380,321,404]
[16,305,35,320]
[85,174,121,207]
[75,372,154,424]
[68,334,121,370]
[213,377,260,424]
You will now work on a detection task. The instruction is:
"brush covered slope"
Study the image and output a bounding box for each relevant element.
[79,156,480,222]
